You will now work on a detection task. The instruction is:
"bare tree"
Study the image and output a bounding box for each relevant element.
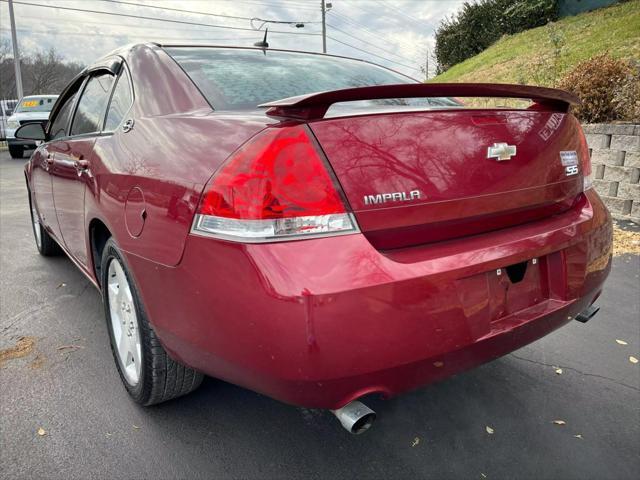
[0,39,11,64]
[0,39,17,99]
[0,46,83,99]
[29,48,64,94]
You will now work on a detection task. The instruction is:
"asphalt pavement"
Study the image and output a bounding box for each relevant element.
[1,149,639,480]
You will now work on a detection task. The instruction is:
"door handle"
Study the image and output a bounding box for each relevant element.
[74,159,90,174]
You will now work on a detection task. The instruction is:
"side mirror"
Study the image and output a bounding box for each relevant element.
[15,122,46,141]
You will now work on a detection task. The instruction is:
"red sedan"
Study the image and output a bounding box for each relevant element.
[17,44,611,434]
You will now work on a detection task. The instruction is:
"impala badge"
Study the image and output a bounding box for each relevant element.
[487,142,517,161]
[363,190,422,206]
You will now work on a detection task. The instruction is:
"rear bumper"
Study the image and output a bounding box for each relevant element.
[126,190,612,409]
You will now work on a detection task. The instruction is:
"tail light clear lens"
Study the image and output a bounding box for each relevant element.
[192,125,358,242]
[578,128,592,191]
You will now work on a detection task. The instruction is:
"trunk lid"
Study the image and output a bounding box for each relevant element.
[309,110,585,249]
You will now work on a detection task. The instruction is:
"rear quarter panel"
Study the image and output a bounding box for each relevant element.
[84,45,275,269]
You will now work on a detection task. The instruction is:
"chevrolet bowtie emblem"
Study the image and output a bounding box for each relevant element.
[487,142,517,161]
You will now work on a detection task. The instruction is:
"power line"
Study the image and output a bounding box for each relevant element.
[2,1,322,36]
[1,0,422,75]
[98,0,321,24]
[0,24,421,76]
[327,7,430,71]
[0,12,256,34]
[0,27,261,43]
[326,35,416,71]
[376,1,441,77]
[0,23,420,75]
[328,9,427,56]
[197,0,318,11]
[327,9,428,73]
[328,11,384,40]
[371,0,432,30]
[326,22,417,64]
[0,11,316,40]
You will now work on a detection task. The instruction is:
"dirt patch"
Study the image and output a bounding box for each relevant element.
[613,227,640,256]
[29,353,46,370]
[0,336,37,367]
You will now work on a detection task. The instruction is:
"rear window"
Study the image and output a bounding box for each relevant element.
[166,47,459,111]
[15,97,58,113]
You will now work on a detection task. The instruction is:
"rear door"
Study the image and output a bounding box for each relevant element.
[32,87,81,242]
[50,71,116,265]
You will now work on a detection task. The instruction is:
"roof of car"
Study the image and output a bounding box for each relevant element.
[21,95,59,99]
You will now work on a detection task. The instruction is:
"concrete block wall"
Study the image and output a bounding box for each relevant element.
[584,123,640,224]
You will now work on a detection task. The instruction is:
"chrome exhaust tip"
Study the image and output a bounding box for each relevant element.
[331,401,376,434]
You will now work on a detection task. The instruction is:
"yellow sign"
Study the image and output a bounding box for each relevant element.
[21,100,39,107]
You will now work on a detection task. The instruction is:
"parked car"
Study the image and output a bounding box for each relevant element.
[18,44,612,434]
[1,99,18,141]
[6,95,58,158]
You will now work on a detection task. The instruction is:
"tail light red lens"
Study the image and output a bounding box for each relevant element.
[192,125,358,242]
[578,127,592,191]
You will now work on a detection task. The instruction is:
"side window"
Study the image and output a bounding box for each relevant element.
[71,73,115,136]
[105,69,133,131]
[49,92,78,140]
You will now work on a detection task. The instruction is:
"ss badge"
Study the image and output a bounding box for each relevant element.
[561,151,579,176]
[565,165,579,176]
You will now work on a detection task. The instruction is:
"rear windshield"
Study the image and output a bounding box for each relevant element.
[166,47,460,111]
[15,97,58,113]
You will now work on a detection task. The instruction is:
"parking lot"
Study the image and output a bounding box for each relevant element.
[0,149,638,479]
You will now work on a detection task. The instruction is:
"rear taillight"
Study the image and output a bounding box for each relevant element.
[192,125,358,242]
[578,128,592,191]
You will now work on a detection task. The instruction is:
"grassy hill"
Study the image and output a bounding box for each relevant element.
[432,0,640,86]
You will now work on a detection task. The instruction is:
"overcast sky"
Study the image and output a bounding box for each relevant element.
[0,0,468,79]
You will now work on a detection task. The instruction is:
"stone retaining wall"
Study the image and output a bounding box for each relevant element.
[584,123,640,224]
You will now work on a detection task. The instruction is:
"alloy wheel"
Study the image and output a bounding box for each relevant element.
[107,258,142,385]
[31,204,42,250]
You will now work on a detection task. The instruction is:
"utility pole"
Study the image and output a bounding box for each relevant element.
[8,0,23,99]
[321,0,327,53]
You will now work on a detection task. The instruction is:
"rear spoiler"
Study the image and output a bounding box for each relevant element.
[258,83,580,120]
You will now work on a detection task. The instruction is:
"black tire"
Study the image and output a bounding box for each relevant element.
[28,191,61,256]
[9,144,24,159]
[101,238,203,405]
